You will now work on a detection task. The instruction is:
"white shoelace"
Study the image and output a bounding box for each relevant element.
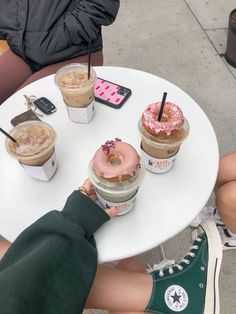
[147,237,202,277]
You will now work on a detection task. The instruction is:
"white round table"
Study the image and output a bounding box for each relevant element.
[0,67,219,262]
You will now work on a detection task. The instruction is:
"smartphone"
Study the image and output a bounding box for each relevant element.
[94,77,132,109]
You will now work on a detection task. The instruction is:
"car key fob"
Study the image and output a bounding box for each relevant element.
[33,97,57,114]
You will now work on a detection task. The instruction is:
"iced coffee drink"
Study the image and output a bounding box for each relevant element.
[5,121,57,180]
[139,102,189,173]
[54,63,96,123]
[88,139,145,215]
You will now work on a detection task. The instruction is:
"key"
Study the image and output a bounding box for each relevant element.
[32,97,57,114]
[23,95,44,118]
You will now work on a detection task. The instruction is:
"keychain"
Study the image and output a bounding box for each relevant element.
[23,95,44,117]
[24,95,57,115]
[25,95,57,115]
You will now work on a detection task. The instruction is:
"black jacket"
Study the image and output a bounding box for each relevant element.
[0,0,120,71]
[0,191,110,314]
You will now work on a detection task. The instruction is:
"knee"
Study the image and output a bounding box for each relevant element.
[217,155,231,184]
[218,155,228,174]
[216,183,236,214]
[216,153,236,189]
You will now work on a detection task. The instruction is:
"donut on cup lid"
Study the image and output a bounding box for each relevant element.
[142,102,185,137]
[92,138,140,183]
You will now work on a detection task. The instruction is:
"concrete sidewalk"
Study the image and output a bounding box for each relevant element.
[86,1,236,313]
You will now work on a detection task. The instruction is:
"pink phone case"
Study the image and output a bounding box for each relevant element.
[94,77,132,108]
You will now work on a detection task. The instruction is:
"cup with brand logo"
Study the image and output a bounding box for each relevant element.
[139,101,189,173]
[88,139,145,215]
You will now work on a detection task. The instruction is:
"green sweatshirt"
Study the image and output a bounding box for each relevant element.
[0,191,110,314]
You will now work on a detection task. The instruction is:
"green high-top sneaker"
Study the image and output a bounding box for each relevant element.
[145,220,222,314]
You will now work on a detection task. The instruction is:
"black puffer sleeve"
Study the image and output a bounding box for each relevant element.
[65,0,120,43]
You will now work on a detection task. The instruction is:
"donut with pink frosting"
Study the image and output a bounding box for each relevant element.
[142,102,184,136]
[92,139,140,182]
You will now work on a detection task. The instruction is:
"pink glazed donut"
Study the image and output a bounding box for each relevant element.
[92,139,140,182]
[142,102,184,136]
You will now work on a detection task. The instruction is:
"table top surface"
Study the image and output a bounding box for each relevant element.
[0,66,219,262]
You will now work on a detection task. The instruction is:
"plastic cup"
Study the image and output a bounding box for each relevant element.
[5,121,57,181]
[138,117,189,173]
[88,160,145,216]
[54,63,97,123]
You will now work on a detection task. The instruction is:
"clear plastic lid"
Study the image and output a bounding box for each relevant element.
[88,159,145,196]
[5,121,56,162]
[54,63,96,91]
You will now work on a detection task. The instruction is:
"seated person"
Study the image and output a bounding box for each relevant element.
[0,0,120,104]
[0,179,223,313]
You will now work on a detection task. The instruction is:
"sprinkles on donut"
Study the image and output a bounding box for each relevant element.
[142,102,185,136]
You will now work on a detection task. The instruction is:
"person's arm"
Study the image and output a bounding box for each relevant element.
[0,185,116,313]
[65,0,120,44]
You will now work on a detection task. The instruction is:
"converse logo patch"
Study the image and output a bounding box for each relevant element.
[164,285,189,312]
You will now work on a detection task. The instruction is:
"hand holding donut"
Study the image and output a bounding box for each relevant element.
[77,179,120,217]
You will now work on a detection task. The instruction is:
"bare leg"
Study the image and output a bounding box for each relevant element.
[0,239,11,259]
[85,264,152,312]
[109,257,146,314]
[215,152,236,191]
[216,181,236,233]
[214,152,236,233]
[0,49,32,104]
[115,257,146,272]
[19,50,103,89]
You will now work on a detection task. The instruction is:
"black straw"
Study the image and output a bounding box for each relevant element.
[158,92,167,121]
[87,41,92,80]
[0,127,17,143]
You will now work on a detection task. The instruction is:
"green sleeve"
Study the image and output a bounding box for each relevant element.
[0,191,110,314]
[62,190,110,237]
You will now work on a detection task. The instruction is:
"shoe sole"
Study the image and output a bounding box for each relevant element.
[222,244,236,251]
[190,222,225,229]
[190,207,224,228]
[200,220,223,314]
